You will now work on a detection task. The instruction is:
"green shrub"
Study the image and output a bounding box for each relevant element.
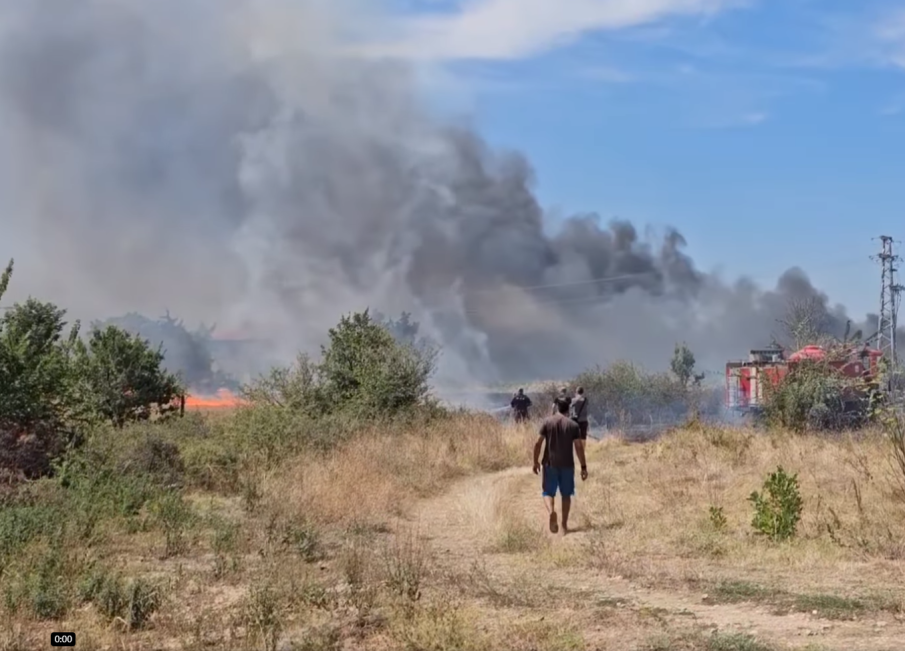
[748,466,803,541]
[71,325,183,427]
[210,516,241,578]
[1,538,92,620]
[0,501,63,575]
[79,564,127,617]
[242,309,439,424]
[565,362,689,427]
[120,435,184,487]
[179,438,242,492]
[320,309,437,417]
[280,517,322,562]
[0,288,81,428]
[0,258,188,481]
[60,453,160,523]
[241,353,326,418]
[78,566,160,629]
[761,357,869,432]
[48,429,195,545]
[244,582,283,651]
[150,490,195,557]
[0,261,84,480]
[708,506,727,531]
[123,578,161,630]
[670,342,697,387]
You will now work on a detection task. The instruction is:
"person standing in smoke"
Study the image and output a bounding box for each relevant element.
[552,387,571,415]
[570,386,589,451]
[510,388,532,423]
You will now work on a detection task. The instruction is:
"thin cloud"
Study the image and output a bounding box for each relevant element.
[877,7,905,68]
[684,109,769,130]
[739,111,768,125]
[879,91,905,115]
[782,5,905,72]
[370,0,748,60]
[577,65,634,82]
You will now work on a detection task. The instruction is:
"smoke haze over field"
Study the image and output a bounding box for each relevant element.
[0,0,898,387]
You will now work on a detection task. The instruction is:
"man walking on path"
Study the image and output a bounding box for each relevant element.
[533,398,588,534]
[570,387,589,452]
[510,388,532,423]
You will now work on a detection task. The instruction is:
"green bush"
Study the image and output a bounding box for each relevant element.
[150,489,195,558]
[79,565,160,629]
[566,361,690,427]
[0,258,186,481]
[0,502,64,578]
[0,261,83,480]
[3,542,73,619]
[0,294,80,427]
[549,342,719,430]
[748,466,803,542]
[670,342,697,388]
[72,325,183,427]
[241,353,325,417]
[319,309,438,417]
[241,309,439,424]
[761,355,873,432]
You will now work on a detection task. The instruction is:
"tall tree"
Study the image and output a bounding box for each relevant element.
[670,342,696,388]
[776,297,831,349]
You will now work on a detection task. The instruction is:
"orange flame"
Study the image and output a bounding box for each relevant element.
[184,388,244,410]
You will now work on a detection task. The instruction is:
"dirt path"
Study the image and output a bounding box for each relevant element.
[402,467,904,650]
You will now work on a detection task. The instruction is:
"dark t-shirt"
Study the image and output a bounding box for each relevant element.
[511,394,532,411]
[539,414,580,468]
[552,395,571,414]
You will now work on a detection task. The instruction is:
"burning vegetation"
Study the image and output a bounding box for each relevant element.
[183,388,244,410]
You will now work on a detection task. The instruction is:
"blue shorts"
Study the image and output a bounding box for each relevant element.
[542,466,575,498]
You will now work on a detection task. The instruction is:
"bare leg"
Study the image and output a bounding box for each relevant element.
[543,496,558,533]
[561,497,571,534]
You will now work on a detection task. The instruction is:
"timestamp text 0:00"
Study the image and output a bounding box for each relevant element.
[51,632,76,646]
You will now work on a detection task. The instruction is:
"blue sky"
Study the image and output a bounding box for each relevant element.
[379,0,905,318]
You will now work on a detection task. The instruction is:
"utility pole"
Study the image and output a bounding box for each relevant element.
[872,235,903,368]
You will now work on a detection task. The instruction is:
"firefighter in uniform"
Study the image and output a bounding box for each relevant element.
[510,388,532,423]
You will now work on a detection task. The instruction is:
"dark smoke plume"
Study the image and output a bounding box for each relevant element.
[0,0,899,390]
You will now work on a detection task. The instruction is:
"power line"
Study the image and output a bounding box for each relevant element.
[872,235,903,368]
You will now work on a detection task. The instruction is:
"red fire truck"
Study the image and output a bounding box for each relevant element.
[725,344,883,412]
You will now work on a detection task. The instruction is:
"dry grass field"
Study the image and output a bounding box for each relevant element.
[2,411,904,651]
